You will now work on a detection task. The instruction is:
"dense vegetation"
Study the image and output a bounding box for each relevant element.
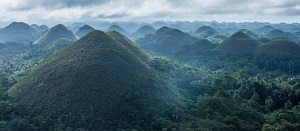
[0,21,300,130]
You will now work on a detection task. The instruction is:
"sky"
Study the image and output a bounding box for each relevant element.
[0,0,300,26]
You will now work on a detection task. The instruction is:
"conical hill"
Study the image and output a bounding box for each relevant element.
[33,24,78,45]
[8,30,181,129]
[214,32,261,54]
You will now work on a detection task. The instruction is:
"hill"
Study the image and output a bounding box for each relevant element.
[238,29,258,38]
[107,31,149,62]
[106,25,131,37]
[255,39,300,56]
[75,25,95,38]
[214,32,261,54]
[33,24,78,46]
[0,22,38,43]
[254,25,275,34]
[195,26,216,34]
[136,26,194,55]
[267,29,286,39]
[133,25,156,38]
[31,24,49,32]
[8,30,181,130]
[175,39,215,57]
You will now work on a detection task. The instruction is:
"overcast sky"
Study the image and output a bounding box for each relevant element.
[1,0,300,26]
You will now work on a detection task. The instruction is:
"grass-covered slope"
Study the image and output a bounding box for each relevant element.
[75,25,95,38]
[214,32,261,54]
[8,30,181,129]
[33,24,78,45]
[255,39,300,56]
[0,22,38,43]
[107,31,149,62]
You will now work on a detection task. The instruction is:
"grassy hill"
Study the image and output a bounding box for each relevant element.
[214,32,261,54]
[133,25,156,38]
[255,39,300,56]
[195,26,216,34]
[238,29,258,38]
[107,31,149,62]
[0,22,39,43]
[175,39,215,57]
[8,30,181,130]
[75,25,95,38]
[31,24,49,33]
[33,24,78,46]
[106,25,131,37]
[254,25,275,34]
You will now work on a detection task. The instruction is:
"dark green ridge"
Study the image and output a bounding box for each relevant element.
[8,30,182,129]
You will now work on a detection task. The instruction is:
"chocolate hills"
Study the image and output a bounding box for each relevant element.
[136,26,194,55]
[195,26,216,34]
[75,25,95,38]
[0,22,38,43]
[8,30,181,130]
[175,39,215,57]
[31,24,49,33]
[106,24,131,37]
[107,31,149,62]
[133,25,156,38]
[255,39,300,56]
[33,24,78,46]
[214,32,261,54]
[254,25,275,34]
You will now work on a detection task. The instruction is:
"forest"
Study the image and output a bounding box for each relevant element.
[0,20,300,130]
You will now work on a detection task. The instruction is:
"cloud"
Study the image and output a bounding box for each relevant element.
[0,0,300,24]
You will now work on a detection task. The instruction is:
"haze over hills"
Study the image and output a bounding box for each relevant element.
[33,24,78,46]
[0,22,39,43]
[8,30,182,130]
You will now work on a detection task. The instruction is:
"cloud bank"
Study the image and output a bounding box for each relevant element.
[0,0,300,25]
